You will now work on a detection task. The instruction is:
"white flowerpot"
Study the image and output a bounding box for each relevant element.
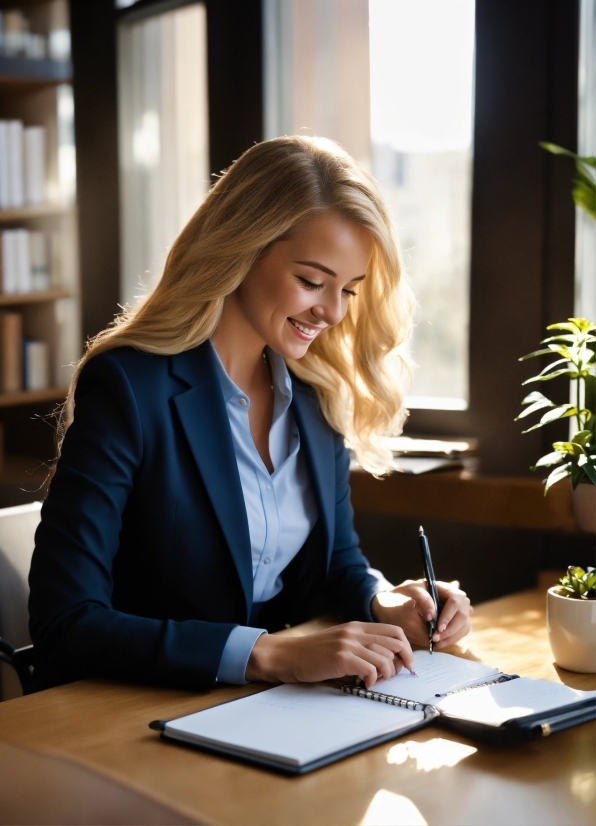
[546,587,596,673]
[572,481,596,533]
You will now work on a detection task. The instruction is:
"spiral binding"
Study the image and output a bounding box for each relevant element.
[434,672,518,697]
[342,684,426,711]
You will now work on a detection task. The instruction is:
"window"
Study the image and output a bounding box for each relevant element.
[117,2,209,307]
[263,0,476,410]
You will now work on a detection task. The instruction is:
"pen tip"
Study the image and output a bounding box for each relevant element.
[419,526,424,535]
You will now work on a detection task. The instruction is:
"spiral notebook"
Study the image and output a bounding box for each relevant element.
[151,651,596,775]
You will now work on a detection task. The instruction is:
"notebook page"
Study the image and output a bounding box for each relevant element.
[165,684,424,767]
[435,677,596,726]
[373,651,500,704]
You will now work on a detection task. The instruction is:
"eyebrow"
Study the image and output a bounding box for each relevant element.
[294,260,366,281]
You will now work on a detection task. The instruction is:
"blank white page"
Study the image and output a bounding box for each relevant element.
[373,651,500,704]
[436,677,596,726]
[165,684,424,768]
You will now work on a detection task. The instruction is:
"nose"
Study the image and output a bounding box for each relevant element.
[311,288,346,328]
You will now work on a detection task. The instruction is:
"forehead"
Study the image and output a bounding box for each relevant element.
[273,213,373,276]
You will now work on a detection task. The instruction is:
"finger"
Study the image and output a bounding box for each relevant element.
[433,611,468,642]
[354,643,397,682]
[369,644,397,679]
[436,596,470,633]
[435,618,472,648]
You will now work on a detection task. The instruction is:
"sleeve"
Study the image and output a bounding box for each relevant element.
[216,626,267,684]
[28,353,236,691]
[323,434,392,621]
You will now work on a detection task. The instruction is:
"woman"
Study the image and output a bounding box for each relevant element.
[29,136,471,693]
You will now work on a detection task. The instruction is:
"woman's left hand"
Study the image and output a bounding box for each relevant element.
[370,579,472,649]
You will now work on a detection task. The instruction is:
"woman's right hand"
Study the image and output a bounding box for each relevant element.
[245,622,414,689]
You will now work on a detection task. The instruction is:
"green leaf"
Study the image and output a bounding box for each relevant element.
[523,369,578,384]
[571,461,588,489]
[539,142,579,160]
[552,440,584,455]
[544,462,571,493]
[573,178,596,220]
[519,348,557,361]
[515,398,554,420]
[546,321,582,334]
[521,391,552,405]
[522,405,578,431]
[572,430,593,447]
[532,451,565,468]
[581,460,596,485]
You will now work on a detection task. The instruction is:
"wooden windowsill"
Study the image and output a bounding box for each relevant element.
[349,467,580,533]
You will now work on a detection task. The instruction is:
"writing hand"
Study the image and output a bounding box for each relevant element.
[371,579,472,649]
[246,622,414,690]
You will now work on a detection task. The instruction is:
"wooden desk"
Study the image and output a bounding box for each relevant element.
[0,580,594,826]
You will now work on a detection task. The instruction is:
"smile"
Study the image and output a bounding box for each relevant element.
[288,318,320,338]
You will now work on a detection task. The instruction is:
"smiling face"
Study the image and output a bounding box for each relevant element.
[224,212,373,360]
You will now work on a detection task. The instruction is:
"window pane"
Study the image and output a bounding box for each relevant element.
[117,3,209,307]
[264,0,475,410]
[370,0,475,409]
[576,0,596,320]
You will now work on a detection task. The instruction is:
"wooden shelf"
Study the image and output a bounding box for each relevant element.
[0,386,68,408]
[0,288,72,305]
[349,467,579,533]
[0,203,68,222]
[0,56,72,86]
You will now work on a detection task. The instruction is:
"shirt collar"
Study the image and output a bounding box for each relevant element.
[209,340,293,410]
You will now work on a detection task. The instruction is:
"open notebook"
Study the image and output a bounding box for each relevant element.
[151,651,596,774]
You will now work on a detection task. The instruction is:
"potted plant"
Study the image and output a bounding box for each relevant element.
[516,317,595,531]
[546,567,596,673]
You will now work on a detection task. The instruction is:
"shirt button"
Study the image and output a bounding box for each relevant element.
[263,558,270,565]
[238,397,247,406]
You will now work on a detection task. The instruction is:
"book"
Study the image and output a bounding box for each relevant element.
[24,127,45,206]
[29,231,50,291]
[23,340,50,390]
[0,122,10,210]
[0,311,23,392]
[150,651,596,774]
[7,121,24,209]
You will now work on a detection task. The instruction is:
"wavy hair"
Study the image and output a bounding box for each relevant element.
[56,136,414,474]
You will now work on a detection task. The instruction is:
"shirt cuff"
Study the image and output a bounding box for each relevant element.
[216,625,268,685]
[366,567,395,622]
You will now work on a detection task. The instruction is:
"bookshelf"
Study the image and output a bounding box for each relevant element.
[0,0,79,503]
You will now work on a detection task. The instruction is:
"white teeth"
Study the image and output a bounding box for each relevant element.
[290,319,317,336]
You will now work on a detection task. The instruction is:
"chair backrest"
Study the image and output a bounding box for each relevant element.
[0,502,42,700]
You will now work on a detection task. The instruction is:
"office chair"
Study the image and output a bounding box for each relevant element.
[0,501,42,700]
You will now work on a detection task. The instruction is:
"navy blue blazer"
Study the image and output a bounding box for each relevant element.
[28,342,383,691]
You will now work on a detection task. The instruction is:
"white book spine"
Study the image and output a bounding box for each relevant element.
[1,230,18,294]
[14,229,31,293]
[29,231,50,291]
[24,127,46,206]
[7,121,24,209]
[24,340,50,391]
[0,122,10,211]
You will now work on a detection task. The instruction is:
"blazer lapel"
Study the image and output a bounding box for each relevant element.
[290,378,335,564]
[170,344,253,619]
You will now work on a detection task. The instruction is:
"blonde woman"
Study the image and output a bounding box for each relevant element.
[29,137,471,693]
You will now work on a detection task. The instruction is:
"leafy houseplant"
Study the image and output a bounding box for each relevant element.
[539,142,596,220]
[516,317,596,493]
[557,567,596,600]
[547,566,596,672]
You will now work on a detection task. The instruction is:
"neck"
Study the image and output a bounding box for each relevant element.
[211,297,267,392]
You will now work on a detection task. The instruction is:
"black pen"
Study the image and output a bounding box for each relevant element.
[418,526,442,654]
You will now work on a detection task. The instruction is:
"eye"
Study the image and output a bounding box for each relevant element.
[342,288,358,297]
[296,276,324,291]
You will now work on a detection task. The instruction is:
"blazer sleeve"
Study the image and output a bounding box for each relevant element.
[323,433,390,621]
[28,354,236,691]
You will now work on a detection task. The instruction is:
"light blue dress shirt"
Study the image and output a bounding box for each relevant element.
[211,342,318,684]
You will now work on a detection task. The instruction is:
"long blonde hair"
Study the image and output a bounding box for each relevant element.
[58,136,414,474]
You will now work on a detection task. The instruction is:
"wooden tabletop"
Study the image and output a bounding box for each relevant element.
[0,574,594,826]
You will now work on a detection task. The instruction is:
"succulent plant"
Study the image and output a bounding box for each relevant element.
[517,317,596,493]
[558,566,596,600]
